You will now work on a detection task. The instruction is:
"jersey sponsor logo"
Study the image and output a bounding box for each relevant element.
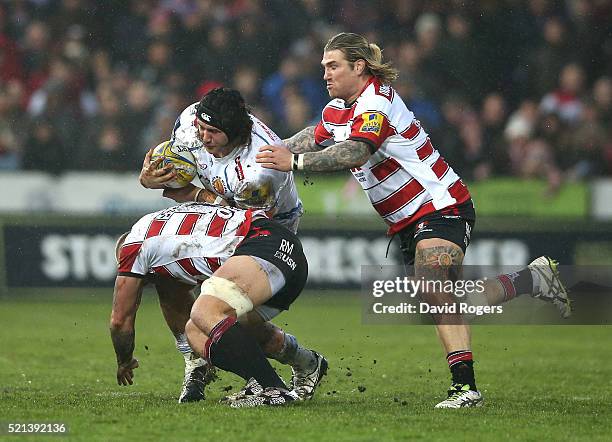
[235,156,245,181]
[359,112,384,135]
[212,177,226,195]
[274,239,297,271]
[413,221,433,238]
[255,120,278,141]
[248,226,271,238]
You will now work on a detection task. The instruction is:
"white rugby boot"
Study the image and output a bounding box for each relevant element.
[291,351,328,400]
[528,256,572,318]
[435,383,483,409]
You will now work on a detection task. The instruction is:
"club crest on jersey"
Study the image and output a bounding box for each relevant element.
[359,112,383,135]
[212,177,226,195]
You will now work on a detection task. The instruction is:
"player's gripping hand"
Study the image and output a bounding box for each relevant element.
[256,145,293,172]
[116,358,139,386]
[139,148,177,189]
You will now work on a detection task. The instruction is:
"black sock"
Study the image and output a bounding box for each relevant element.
[497,268,533,301]
[207,317,286,389]
[447,350,477,391]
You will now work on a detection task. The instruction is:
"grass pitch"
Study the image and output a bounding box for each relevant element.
[1,290,611,441]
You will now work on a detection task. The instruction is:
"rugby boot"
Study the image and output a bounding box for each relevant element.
[528,256,572,318]
[434,383,483,408]
[291,351,328,400]
[219,377,264,404]
[229,385,299,408]
[178,356,217,403]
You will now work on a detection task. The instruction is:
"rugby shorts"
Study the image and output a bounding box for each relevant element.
[234,218,308,311]
[398,199,476,267]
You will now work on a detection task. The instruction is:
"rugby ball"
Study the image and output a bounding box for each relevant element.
[150,140,197,188]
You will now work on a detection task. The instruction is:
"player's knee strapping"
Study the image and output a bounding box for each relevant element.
[199,276,254,317]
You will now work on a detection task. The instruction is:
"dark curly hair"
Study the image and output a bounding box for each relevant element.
[195,87,253,146]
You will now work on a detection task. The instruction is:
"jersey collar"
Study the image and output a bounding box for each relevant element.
[343,76,377,108]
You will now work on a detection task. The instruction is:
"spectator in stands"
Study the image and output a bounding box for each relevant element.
[560,100,607,179]
[232,65,262,107]
[136,38,174,85]
[438,12,483,104]
[280,84,314,139]
[121,79,154,156]
[592,76,612,127]
[78,123,132,171]
[413,13,445,103]
[21,20,51,95]
[265,55,327,124]
[523,16,572,99]
[480,93,510,176]
[520,138,562,194]
[540,62,586,125]
[189,24,236,85]
[22,117,65,174]
[395,40,438,104]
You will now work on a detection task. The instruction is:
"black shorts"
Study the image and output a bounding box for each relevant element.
[234,218,308,311]
[398,200,476,267]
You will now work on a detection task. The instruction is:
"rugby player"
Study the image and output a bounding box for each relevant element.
[110,202,325,407]
[138,88,321,403]
[140,87,303,232]
[256,32,570,408]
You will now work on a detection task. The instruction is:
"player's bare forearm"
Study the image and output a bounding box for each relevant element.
[163,185,222,204]
[110,329,135,365]
[303,139,371,171]
[110,276,142,364]
[283,126,323,153]
[162,184,196,202]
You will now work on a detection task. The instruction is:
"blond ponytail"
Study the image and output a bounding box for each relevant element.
[325,33,399,85]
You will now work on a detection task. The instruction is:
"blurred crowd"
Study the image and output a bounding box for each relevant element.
[0,0,611,187]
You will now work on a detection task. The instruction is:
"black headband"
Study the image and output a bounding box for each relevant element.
[195,104,236,140]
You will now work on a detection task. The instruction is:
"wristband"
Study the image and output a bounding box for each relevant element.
[292,154,304,171]
[213,195,224,205]
[292,154,299,171]
[194,188,204,202]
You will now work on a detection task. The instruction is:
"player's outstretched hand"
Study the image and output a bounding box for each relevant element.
[139,148,177,189]
[256,145,293,172]
[117,358,139,386]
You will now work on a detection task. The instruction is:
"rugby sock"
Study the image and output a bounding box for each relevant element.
[174,332,194,360]
[269,333,317,372]
[496,268,533,302]
[206,317,286,389]
[447,350,477,391]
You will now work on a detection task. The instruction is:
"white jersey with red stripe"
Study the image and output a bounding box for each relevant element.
[170,103,302,231]
[118,203,262,285]
[314,77,470,234]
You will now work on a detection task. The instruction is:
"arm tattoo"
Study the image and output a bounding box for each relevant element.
[283,126,323,153]
[302,139,371,172]
[111,329,135,365]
